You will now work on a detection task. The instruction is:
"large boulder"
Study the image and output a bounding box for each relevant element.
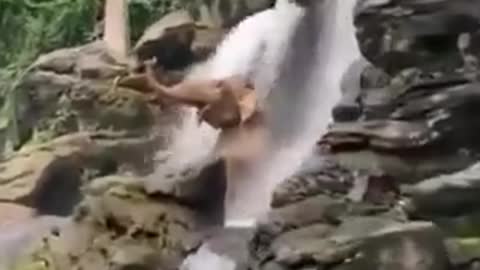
[354,0,480,75]
[130,0,275,73]
[8,41,176,151]
[190,0,275,29]
[132,10,201,71]
[11,175,204,270]
[0,131,167,216]
[248,156,450,270]
[325,0,480,185]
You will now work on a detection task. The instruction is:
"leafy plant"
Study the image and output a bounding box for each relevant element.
[0,0,98,155]
[0,0,194,156]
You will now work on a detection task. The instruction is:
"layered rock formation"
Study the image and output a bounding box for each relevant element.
[247,1,480,270]
[0,6,238,268]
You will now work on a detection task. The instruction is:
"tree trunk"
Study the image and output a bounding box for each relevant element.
[104,0,130,64]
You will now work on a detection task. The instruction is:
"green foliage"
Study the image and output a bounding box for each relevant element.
[0,0,98,155]
[0,0,193,156]
[0,0,98,68]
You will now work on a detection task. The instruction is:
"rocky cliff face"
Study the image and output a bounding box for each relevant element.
[246,1,480,270]
[5,1,480,270]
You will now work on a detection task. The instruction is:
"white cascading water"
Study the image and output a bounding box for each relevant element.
[149,0,361,225]
[222,0,361,225]
[0,1,361,269]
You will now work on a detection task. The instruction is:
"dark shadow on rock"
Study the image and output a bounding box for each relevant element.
[136,37,196,71]
[22,157,84,217]
[170,159,227,227]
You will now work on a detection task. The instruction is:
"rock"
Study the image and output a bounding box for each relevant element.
[190,0,275,29]
[66,81,154,132]
[0,131,165,216]
[326,221,450,270]
[272,158,354,208]
[144,158,227,226]
[12,40,173,147]
[294,2,480,269]
[0,215,68,270]
[13,175,204,270]
[333,57,371,122]
[32,47,80,74]
[74,42,127,79]
[445,237,480,267]
[322,2,480,184]
[32,41,126,79]
[133,10,198,71]
[131,0,276,73]
[0,2,286,268]
[190,27,227,61]
[354,0,480,75]
[402,162,480,218]
[331,145,473,186]
[250,191,448,270]
[10,0,480,268]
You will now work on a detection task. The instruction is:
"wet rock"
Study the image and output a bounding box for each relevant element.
[74,42,127,79]
[0,215,68,270]
[354,0,480,75]
[247,141,458,270]
[144,159,227,226]
[250,185,447,270]
[12,40,173,147]
[323,63,480,185]
[272,158,354,208]
[333,57,371,122]
[446,237,480,268]
[2,127,228,269]
[190,0,275,29]
[245,1,480,270]
[131,0,275,73]
[0,131,165,216]
[402,162,480,220]
[32,41,126,79]
[13,175,204,270]
[310,2,480,269]
[133,10,199,71]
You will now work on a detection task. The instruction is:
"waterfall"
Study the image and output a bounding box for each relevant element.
[223,0,362,225]
[148,0,361,226]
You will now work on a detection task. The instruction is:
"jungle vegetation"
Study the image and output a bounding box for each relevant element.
[0,0,189,155]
